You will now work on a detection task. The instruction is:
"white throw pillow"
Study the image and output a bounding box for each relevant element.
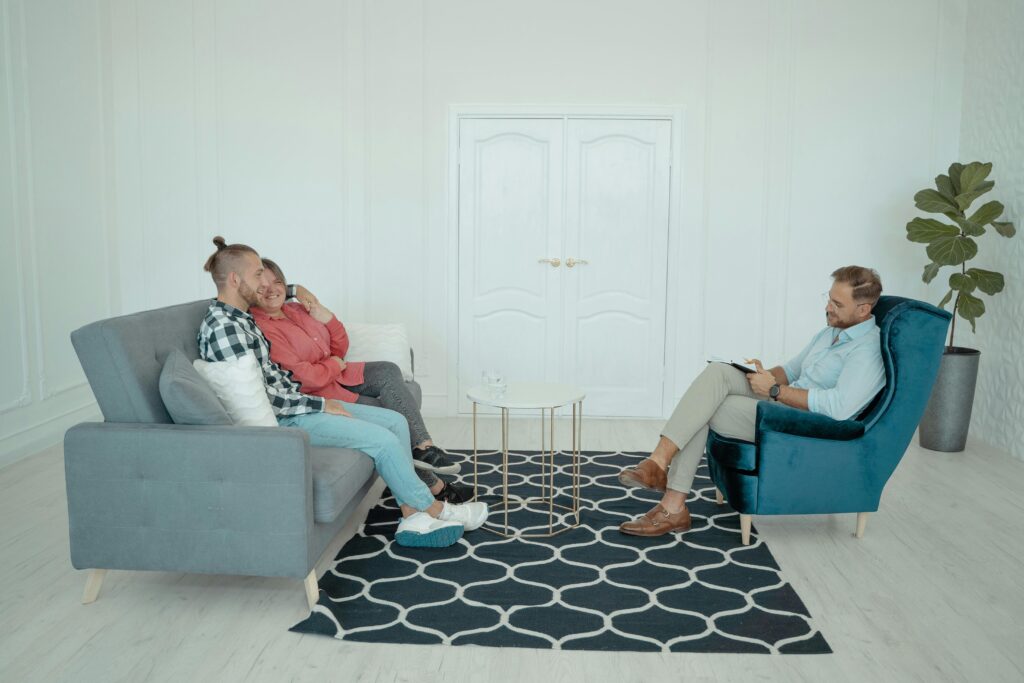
[344,323,414,381]
[192,353,278,426]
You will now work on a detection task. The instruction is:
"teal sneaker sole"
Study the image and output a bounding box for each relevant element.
[395,525,464,548]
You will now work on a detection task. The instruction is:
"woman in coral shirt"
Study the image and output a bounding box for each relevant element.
[252,259,469,503]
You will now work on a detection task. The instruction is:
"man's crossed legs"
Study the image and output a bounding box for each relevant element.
[617,362,762,536]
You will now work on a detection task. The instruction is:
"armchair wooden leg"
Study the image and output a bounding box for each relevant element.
[303,570,319,610]
[855,512,868,539]
[82,569,107,604]
[715,488,724,505]
[739,514,752,546]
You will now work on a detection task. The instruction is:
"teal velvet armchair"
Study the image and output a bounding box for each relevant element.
[706,296,952,545]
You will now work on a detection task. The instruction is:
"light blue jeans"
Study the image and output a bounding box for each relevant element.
[279,403,435,510]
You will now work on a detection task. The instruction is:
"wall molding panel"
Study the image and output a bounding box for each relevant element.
[0,0,32,415]
[0,0,110,464]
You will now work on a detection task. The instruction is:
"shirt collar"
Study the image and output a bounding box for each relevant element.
[212,299,253,321]
[833,315,876,343]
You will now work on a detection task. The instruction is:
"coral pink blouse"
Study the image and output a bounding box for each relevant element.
[251,303,366,403]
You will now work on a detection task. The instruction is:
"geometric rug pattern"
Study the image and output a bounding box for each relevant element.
[291,450,831,654]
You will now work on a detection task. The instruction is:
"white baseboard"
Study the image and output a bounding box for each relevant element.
[0,402,102,470]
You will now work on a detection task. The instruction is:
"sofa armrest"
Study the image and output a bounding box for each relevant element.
[63,422,317,577]
[756,401,864,442]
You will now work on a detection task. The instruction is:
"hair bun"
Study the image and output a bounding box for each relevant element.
[212,236,227,250]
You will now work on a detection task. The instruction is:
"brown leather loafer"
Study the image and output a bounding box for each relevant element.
[618,457,668,492]
[619,504,692,537]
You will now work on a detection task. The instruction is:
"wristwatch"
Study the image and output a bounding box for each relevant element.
[769,384,781,401]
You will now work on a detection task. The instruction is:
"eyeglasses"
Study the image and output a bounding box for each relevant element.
[822,292,870,310]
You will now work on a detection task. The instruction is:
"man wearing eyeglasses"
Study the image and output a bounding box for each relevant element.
[617,265,886,537]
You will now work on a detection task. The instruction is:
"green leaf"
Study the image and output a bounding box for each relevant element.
[906,217,960,243]
[922,262,942,284]
[955,180,994,211]
[948,163,965,194]
[935,174,956,200]
[926,235,978,266]
[993,221,1017,238]
[966,268,1004,295]
[938,289,953,309]
[949,272,976,293]
[951,215,985,236]
[958,162,992,193]
[915,188,960,214]
[968,200,1004,226]
[956,291,985,333]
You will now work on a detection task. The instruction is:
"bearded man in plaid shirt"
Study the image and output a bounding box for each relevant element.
[197,237,488,548]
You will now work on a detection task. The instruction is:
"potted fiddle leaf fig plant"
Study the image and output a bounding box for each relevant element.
[906,161,1016,452]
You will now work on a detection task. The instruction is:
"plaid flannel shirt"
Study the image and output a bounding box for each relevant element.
[198,300,325,417]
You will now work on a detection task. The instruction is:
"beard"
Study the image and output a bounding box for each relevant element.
[238,280,261,307]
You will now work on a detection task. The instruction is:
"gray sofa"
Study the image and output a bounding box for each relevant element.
[64,299,420,608]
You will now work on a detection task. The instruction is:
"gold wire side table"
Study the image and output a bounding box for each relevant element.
[467,382,585,538]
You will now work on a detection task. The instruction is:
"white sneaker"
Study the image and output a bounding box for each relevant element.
[439,501,489,532]
[395,512,463,548]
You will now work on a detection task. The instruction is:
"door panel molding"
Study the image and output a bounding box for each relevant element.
[448,106,685,418]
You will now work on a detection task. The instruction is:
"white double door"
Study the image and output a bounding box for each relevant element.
[457,117,672,417]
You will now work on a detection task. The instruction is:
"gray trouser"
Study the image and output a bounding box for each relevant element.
[661,363,763,493]
[350,361,438,488]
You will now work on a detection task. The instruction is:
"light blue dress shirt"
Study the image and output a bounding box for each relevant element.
[781,316,886,420]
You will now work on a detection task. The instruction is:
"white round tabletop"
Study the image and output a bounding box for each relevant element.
[466,382,586,409]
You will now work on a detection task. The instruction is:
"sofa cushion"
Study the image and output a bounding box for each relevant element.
[70,300,213,424]
[344,323,414,381]
[310,446,377,523]
[192,354,278,427]
[158,349,232,425]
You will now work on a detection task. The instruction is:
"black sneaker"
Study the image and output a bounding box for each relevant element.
[434,477,474,504]
[412,445,461,475]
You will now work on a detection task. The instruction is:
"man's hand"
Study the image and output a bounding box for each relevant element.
[324,399,352,417]
[332,356,347,372]
[745,358,776,398]
[306,301,335,324]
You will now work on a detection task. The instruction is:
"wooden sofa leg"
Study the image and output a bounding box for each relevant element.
[715,488,724,505]
[303,570,319,610]
[82,569,107,604]
[855,512,868,539]
[740,515,752,546]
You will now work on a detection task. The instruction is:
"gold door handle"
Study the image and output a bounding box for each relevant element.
[538,257,561,267]
[566,258,589,268]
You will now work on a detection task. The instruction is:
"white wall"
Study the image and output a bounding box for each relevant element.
[958,0,1024,461]
[1,0,972,462]
[0,0,110,467]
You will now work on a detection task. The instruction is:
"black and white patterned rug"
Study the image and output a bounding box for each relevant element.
[291,450,831,654]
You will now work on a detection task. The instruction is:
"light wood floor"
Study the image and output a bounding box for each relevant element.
[2,416,1023,682]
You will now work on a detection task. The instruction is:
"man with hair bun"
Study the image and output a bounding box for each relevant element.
[197,237,489,548]
[616,265,886,538]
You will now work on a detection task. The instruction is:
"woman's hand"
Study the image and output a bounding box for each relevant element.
[293,284,320,307]
[331,356,347,372]
[306,300,334,324]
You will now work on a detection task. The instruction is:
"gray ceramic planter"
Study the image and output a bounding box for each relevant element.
[918,347,980,452]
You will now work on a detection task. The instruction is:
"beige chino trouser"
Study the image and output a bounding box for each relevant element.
[661,362,763,493]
